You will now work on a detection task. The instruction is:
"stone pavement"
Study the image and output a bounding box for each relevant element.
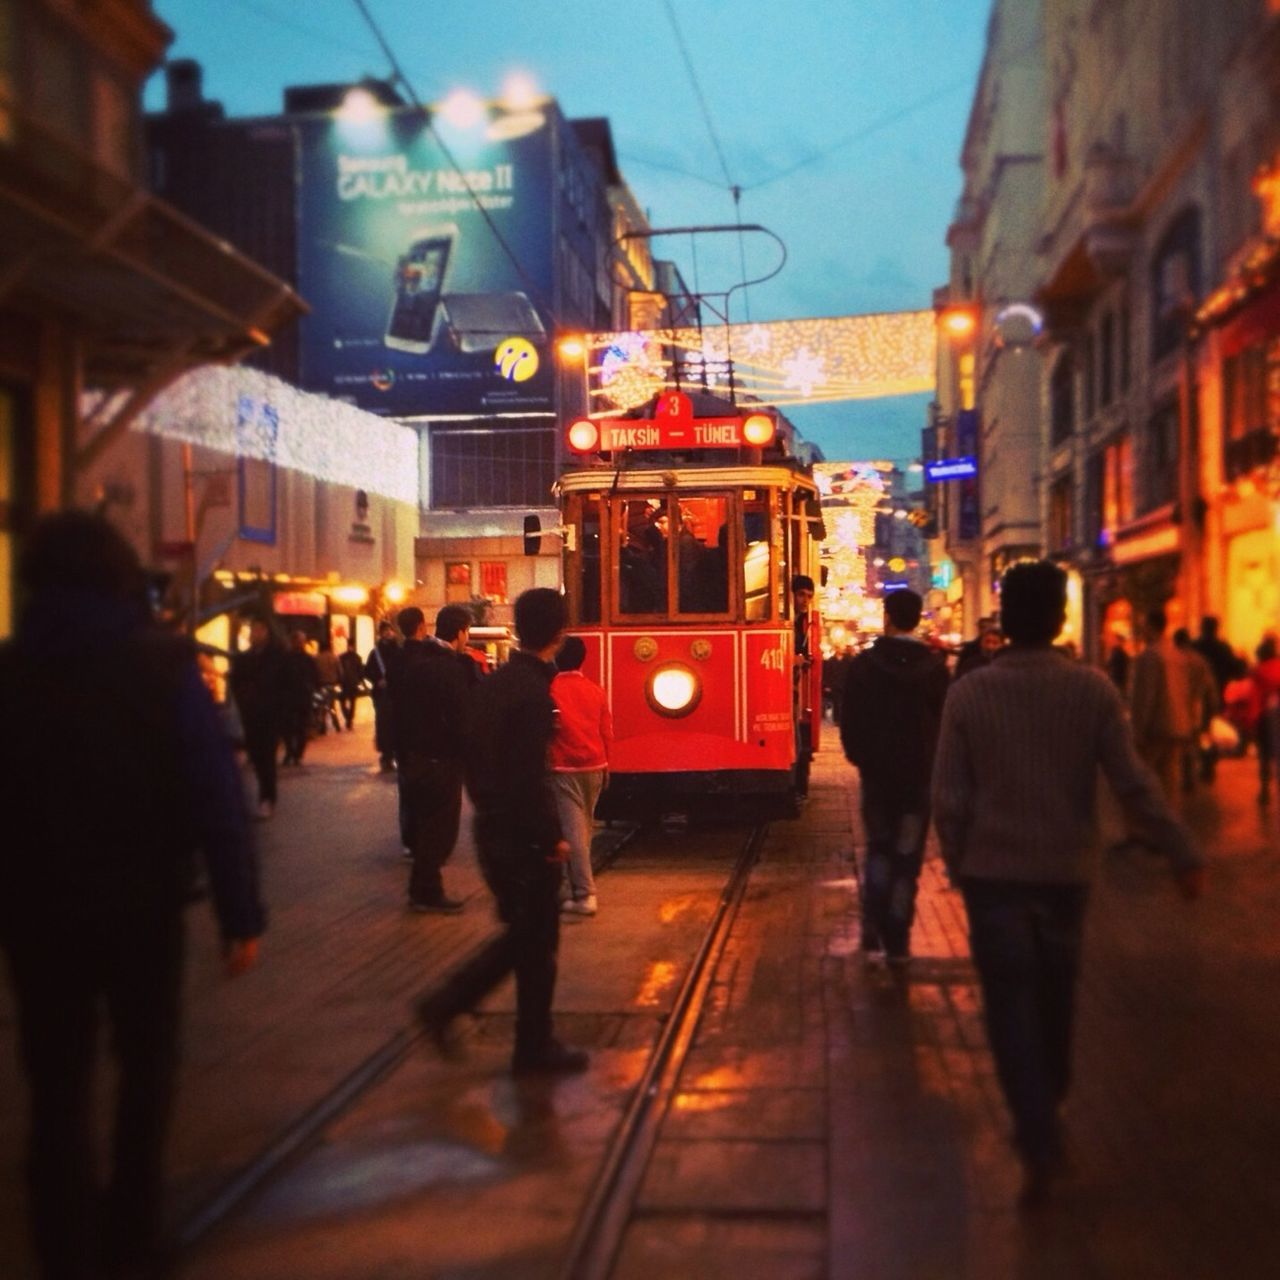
[614,733,1280,1279]
[3,711,1280,1279]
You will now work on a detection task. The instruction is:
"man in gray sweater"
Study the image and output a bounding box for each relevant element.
[931,560,1205,1208]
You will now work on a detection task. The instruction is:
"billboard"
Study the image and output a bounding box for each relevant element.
[297,107,556,417]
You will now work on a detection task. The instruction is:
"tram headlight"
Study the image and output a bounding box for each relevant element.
[742,413,775,446]
[647,663,701,718]
[566,418,600,453]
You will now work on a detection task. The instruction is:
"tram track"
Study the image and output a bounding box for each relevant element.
[558,820,768,1280]
[176,821,644,1253]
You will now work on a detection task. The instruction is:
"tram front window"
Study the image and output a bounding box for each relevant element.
[619,499,668,614]
[677,496,729,614]
[744,503,771,620]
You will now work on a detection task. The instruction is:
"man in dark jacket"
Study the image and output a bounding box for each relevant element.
[392,604,476,913]
[840,588,949,965]
[463,588,587,1075]
[229,615,288,818]
[0,511,264,1280]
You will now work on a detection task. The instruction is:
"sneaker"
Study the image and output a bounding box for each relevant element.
[511,1039,590,1077]
[561,895,597,917]
[256,800,274,820]
[408,895,464,915]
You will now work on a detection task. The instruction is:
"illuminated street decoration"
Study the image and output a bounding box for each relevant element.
[814,461,889,628]
[588,310,935,412]
[131,366,418,503]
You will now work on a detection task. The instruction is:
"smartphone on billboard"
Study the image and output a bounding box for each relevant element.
[385,230,453,354]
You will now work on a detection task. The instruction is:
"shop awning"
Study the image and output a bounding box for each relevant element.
[0,92,306,465]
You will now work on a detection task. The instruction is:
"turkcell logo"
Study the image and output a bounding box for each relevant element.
[495,336,539,382]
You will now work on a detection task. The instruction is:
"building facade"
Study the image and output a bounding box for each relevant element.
[148,70,652,628]
[941,0,1280,660]
[0,3,300,637]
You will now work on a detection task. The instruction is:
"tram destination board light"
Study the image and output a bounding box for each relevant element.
[924,456,978,482]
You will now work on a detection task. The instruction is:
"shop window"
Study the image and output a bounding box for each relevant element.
[1150,206,1202,361]
[479,561,508,604]
[1222,336,1279,480]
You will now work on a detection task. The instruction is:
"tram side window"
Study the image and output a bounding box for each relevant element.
[618,498,668,614]
[743,500,771,621]
[580,498,601,624]
[677,496,729,614]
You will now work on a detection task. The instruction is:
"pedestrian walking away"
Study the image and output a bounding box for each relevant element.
[336,638,364,730]
[550,635,613,918]
[281,628,319,765]
[931,560,1205,1210]
[791,573,819,799]
[840,588,949,966]
[365,619,399,771]
[229,614,288,819]
[458,587,589,1076]
[391,604,476,914]
[0,511,265,1280]
[1130,605,1199,806]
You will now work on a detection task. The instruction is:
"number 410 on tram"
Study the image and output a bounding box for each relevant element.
[537,391,825,819]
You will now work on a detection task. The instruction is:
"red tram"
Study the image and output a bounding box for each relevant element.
[544,391,824,818]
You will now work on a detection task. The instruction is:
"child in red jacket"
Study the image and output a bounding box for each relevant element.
[550,636,613,916]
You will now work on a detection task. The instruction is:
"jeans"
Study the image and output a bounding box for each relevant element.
[552,770,605,901]
[961,877,1089,1166]
[859,782,929,957]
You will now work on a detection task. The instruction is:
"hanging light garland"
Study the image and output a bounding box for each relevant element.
[132,366,419,504]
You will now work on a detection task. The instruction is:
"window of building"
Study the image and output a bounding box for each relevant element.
[1048,475,1074,554]
[1142,399,1179,512]
[1087,431,1134,548]
[1118,302,1131,392]
[1050,350,1075,444]
[479,561,508,604]
[1222,335,1280,480]
[429,421,556,509]
[1083,330,1096,420]
[445,561,471,603]
[1150,206,1202,362]
[1099,311,1115,407]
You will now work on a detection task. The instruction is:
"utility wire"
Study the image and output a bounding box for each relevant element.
[348,0,560,329]
[225,0,383,60]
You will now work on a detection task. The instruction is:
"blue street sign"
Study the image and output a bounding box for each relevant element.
[925,456,978,482]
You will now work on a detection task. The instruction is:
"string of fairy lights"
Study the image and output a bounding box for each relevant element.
[586,310,936,413]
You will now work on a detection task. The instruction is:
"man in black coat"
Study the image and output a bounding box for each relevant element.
[0,512,265,1280]
[841,588,950,965]
[391,604,476,913]
[229,615,288,818]
[463,588,588,1075]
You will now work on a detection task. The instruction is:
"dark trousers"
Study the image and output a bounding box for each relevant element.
[961,877,1089,1166]
[372,692,394,766]
[859,782,929,957]
[338,689,358,728]
[401,756,463,904]
[244,721,279,805]
[282,706,309,764]
[473,815,562,1057]
[4,913,184,1279]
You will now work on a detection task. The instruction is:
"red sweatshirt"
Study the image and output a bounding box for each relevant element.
[550,671,613,771]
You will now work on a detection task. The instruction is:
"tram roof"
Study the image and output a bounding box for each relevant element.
[555,465,818,495]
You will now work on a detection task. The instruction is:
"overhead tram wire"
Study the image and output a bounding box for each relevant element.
[661,0,753,323]
[348,0,561,331]
[226,0,385,59]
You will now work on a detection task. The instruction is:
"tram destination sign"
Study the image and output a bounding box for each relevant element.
[569,391,776,454]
